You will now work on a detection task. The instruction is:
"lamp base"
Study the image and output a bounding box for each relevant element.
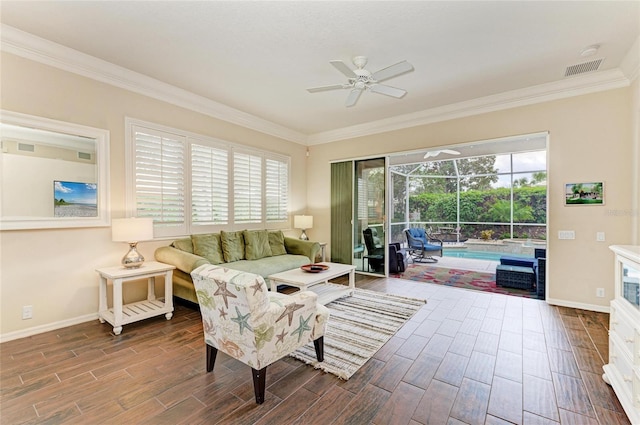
[122,242,145,268]
[299,230,309,240]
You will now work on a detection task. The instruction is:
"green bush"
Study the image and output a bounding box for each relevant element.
[407,186,547,238]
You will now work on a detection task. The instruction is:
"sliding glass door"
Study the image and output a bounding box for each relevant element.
[354,158,386,275]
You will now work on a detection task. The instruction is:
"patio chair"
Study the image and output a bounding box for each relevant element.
[363,228,384,272]
[404,228,443,263]
[191,265,329,404]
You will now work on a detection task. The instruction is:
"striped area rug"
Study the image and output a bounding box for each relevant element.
[290,286,426,380]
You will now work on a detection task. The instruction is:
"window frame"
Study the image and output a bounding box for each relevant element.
[125,118,290,237]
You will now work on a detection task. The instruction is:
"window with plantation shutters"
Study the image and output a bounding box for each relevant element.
[131,126,186,235]
[126,118,290,236]
[191,143,228,226]
[265,157,289,222]
[233,151,262,224]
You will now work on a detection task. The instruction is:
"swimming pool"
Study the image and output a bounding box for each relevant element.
[442,249,529,261]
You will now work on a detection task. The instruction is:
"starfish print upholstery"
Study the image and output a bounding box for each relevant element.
[276,302,304,326]
[218,307,227,319]
[214,278,237,308]
[250,280,263,295]
[275,329,287,344]
[291,314,313,343]
[230,306,253,335]
[191,265,329,405]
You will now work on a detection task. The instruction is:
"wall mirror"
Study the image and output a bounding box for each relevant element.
[0,111,110,230]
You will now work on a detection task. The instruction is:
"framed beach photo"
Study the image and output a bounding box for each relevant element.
[564,182,604,206]
[54,181,98,217]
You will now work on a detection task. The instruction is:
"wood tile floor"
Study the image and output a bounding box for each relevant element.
[0,276,630,424]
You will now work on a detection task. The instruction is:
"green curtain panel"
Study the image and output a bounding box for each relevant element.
[331,161,353,264]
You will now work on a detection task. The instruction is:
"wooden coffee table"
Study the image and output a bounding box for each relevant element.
[268,262,356,305]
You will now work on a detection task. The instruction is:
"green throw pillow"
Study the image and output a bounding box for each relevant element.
[268,230,287,256]
[221,230,245,262]
[243,230,273,260]
[191,233,224,264]
[172,237,194,254]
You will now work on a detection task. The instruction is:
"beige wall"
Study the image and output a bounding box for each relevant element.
[0,53,308,338]
[306,88,634,312]
[0,50,636,338]
[632,77,640,244]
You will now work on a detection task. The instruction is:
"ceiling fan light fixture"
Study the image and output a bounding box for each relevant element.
[307,55,414,107]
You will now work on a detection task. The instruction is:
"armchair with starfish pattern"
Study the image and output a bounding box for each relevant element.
[191,264,329,404]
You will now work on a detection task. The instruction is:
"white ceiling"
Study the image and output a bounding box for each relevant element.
[1,1,639,145]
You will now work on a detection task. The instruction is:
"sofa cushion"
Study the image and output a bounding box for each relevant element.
[191,233,225,264]
[172,237,194,254]
[221,230,245,262]
[243,229,273,260]
[225,254,311,278]
[268,230,287,256]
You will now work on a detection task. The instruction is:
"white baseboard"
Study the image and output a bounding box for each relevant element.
[0,313,99,343]
[546,297,610,313]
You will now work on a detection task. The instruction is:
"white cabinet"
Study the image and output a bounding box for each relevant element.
[603,245,640,424]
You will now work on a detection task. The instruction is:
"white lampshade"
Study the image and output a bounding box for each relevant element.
[112,217,154,242]
[294,215,313,230]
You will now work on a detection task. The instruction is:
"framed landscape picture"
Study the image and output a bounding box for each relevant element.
[54,181,98,217]
[564,182,604,206]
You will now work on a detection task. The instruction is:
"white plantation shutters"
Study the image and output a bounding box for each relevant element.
[127,119,290,236]
[265,157,289,222]
[191,143,228,226]
[132,126,186,235]
[233,151,262,224]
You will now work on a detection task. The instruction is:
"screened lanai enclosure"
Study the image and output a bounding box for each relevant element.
[389,149,548,246]
[331,133,548,275]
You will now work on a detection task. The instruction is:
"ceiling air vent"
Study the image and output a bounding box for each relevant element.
[17,142,35,152]
[78,151,92,160]
[564,58,604,77]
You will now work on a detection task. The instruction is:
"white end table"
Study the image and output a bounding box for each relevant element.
[97,261,175,335]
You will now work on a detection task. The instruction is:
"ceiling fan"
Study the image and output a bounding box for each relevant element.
[423,149,461,159]
[307,56,414,107]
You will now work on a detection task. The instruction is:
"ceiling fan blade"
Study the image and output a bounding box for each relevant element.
[369,84,407,98]
[307,84,346,93]
[424,149,461,159]
[330,60,357,78]
[371,60,414,82]
[345,89,362,107]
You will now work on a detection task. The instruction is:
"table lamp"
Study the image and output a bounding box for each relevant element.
[294,215,313,240]
[112,217,154,268]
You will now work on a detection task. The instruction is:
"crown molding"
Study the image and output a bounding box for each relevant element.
[2,24,635,147]
[306,68,631,145]
[0,25,307,145]
[620,35,640,83]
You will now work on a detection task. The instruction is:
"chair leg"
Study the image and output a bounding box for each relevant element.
[251,367,267,404]
[206,344,217,372]
[313,336,324,362]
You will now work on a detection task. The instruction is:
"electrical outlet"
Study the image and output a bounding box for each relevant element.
[22,305,33,320]
[596,288,605,298]
[596,232,605,242]
[558,230,575,240]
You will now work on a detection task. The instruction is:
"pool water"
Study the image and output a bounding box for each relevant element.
[443,249,529,261]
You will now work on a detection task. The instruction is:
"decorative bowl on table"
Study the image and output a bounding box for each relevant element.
[301,263,329,273]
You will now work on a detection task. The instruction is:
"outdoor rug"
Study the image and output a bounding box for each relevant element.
[395,264,539,299]
[290,285,426,380]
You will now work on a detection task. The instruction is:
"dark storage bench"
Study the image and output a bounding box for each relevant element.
[500,255,536,269]
[496,264,535,290]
